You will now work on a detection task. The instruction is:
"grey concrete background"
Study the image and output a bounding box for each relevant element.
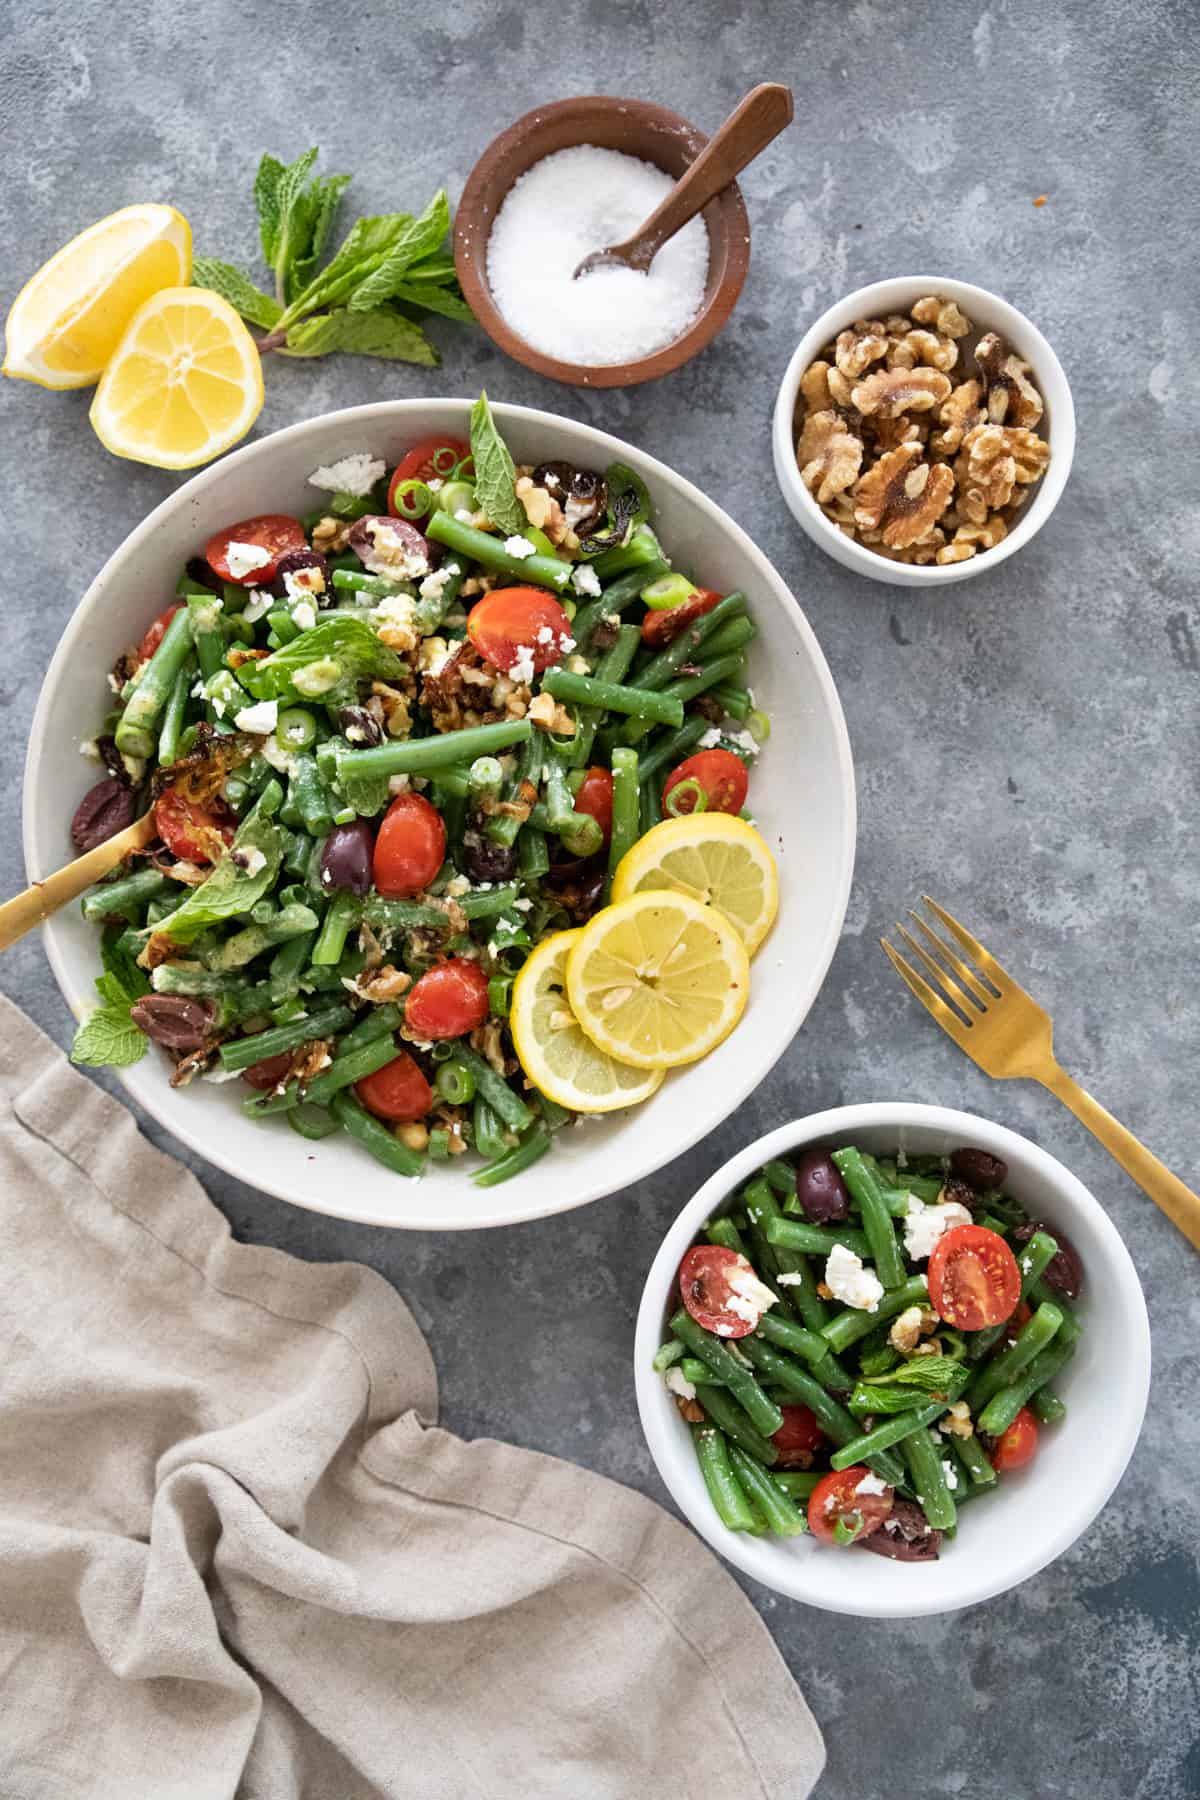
[2,1,1198,1794]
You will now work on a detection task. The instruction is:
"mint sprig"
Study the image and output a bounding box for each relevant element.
[70,927,152,1069]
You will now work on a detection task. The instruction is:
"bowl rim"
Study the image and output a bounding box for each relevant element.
[771,274,1077,586]
[454,95,751,389]
[23,396,856,1231]
[634,1101,1150,1616]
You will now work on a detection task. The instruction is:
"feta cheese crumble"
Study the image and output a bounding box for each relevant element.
[711,1262,777,1335]
[509,644,536,686]
[242,589,273,624]
[902,1195,973,1262]
[308,453,386,497]
[942,1459,959,1491]
[664,1366,696,1401]
[698,725,759,757]
[572,561,602,597]
[223,541,272,580]
[418,564,457,604]
[854,1472,889,1497]
[504,534,536,559]
[824,1243,884,1313]
[290,600,317,632]
[234,700,279,736]
[261,736,301,778]
[237,847,267,878]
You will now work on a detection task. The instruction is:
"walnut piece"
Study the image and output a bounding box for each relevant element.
[799,359,834,411]
[834,319,889,378]
[851,366,953,417]
[871,413,927,453]
[527,690,576,735]
[889,1306,939,1353]
[310,516,352,553]
[935,515,1009,564]
[826,365,855,407]
[796,409,863,503]
[853,443,956,549]
[938,1401,975,1439]
[911,295,971,339]
[930,379,985,457]
[975,332,1044,428]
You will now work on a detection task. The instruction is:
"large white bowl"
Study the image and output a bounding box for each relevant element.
[772,276,1076,588]
[635,1104,1150,1616]
[24,400,855,1231]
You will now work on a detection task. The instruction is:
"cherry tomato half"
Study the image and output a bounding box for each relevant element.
[372,792,446,899]
[771,1405,826,1468]
[205,514,307,585]
[663,748,748,817]
[990,1406,1039,1472]
[154,789,233,865]
[640,588,723,648]
[137,602,182,664]
[807,1467,894,1545]
[405,957,490,1040]
[574,766,614,845]
[388,435,471,520]
[356,1051,433,1123]
[677,1245,770,1340]
[927,1223,1021,1330]
[467,587,573,676]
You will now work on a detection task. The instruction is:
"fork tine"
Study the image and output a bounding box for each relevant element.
[894,924,980,1019]
[881,940,971,1044]
[921,895,1016,991]
[908,911,994,1003]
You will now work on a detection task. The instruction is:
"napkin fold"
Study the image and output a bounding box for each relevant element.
[0,992,823,1800]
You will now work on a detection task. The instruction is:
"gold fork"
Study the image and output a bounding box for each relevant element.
[883,895,1200,1251]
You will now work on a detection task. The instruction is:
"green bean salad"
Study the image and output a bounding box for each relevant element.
[655,1143,1084,1556]
[68,394,768,1186]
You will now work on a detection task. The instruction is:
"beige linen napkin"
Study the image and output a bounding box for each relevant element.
[0,991,823,1800]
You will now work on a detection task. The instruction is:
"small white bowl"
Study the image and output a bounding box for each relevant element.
[634,1104,1149,1617]
[772,276,1076,588]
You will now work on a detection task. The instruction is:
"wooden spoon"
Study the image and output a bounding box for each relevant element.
[0,812,158,952]
[573,82,793,280]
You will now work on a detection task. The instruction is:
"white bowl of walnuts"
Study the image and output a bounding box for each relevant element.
[772,276,1075,587]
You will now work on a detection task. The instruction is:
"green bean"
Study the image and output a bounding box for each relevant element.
[977,1339,1076,1438]
[708,682,752,721]
[832,1147,905,1289]
[472,1096,510,1160]
[694,1385,779,1467]
[267,609,300,645]
[737,1337,907,1487]
[157,660,194,766]
[901,1427,957,1530]
[452,1044,534,1134]
[426,510,572,591]
[486,730,544,850]
[114,607,196,758]
[677,1357,715,1386]
[331,568,408,599]
[541,668,683,726]
[570,623,641,766]
[361,896,450,932]
[744,1179,830,1332]
[150,963,245,997]
[310,890,359,966]
[186,590,226,679]
[82,868,171,923]
[669,1310,783,1438]
[219,1003,354,1073]
[330,1092,425,1177]
[693,1426,760,1533]
[728,1443,808,1536]
[858,1340,901,1379]
[1017,1230,1062,1296]
[467,756,504,804]
[639,782,661,833]
[830,1401,948,1471]
[705,1216,749,1257]
[765,1217,871,1259]
[753,1313,853,1391]
[457,883,523,920]
[334,1003,402,1055]
[299,1032,399,1108]
[953,1430,998,1489]
[570,557,670,650]
[772,1471,821,1500]
[763,1159,797,1196]
[700,616,757,661]
[208,903,321,970]
[820,1274,931,1355]
[435,1058,476,1106]
[474,1124,553,1186]
[591,523,663,582]
[1031,1388,1067,1424]
[518,825,549,879]
[631,593,747,692]
[620,651,746,745]
[966,1301,1064,1413]
[287,1102,341,1142]
[267,929,319,1005]
[652,1340,685,1373]
[607,747,639,880]
[334,719,532,784]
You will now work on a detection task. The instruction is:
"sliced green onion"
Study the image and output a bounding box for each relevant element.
[391,478,434,520]
[642,572,699,611]
[488,973,514,1015]
[665,777,707,817]
[428,1127,452,1161]
[747,708,771,744]
[435,1059,477,1106]
[431,444,461,477]
[437,479,477,517]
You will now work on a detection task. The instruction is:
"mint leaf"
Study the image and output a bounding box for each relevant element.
[254,153,286,264]
[71,1003,148,1068]
[100,925,152,1002]
[399,253,458,285]
[284,307,437,365]
[347,190,451,312]
[388,281,474,323]
[278,213,414,326]
[150,813,284,947]
[287,173,352,300]
[237,616,406,704]
[469,390,525,536]
[193,258,283,330]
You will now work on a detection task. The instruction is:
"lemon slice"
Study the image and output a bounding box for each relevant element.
[510,931,665,1113]
[611,813,779,955]
[566,891,750,1070]
[89,286,264,470]
[4,203,192,390]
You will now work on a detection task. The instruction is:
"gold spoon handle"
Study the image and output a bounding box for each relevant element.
[1041,1063,1200,1251]
[0,813,158,953]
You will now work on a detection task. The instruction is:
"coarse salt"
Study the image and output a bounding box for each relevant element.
[486,145,710,367]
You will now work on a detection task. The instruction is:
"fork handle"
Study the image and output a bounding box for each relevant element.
[1041,1065,1200,1251]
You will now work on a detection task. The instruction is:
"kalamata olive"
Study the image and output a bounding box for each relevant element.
[793,1149,850,1224]
[71,777,136,853]
[461,824,518,885]
[95,735,129,783]
[532,462,608,537]
[337,704,385,748]
[543,851,606,922]
[1014,1219,1084,1300]
[185,556,224,596]
[950,1147,1010,1191]
[270,547,331,603]
[241,1051,295,1091]
[129,995,215,1052]
[857,1499,942,1562]
[940,1176,978,1211]
[320,819,375,896]
[348,514,433,579]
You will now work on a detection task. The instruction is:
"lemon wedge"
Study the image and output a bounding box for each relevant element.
[565,890,750,1070]
[89,286,264,470]
[611,812,779,955]
[4,203,192,390]
[510,931,665,1113]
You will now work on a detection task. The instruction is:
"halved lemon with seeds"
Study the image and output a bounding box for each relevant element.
[4,203,192,389]
[89,286,263,469]
[510,931,664,1112]
[566,890,750,1070]
[610,813,778,955]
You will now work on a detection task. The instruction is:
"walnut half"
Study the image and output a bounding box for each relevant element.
[853,443,956,549]
[796,410,863,503]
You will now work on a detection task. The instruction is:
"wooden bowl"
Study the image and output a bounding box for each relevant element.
[454,97,751,389]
